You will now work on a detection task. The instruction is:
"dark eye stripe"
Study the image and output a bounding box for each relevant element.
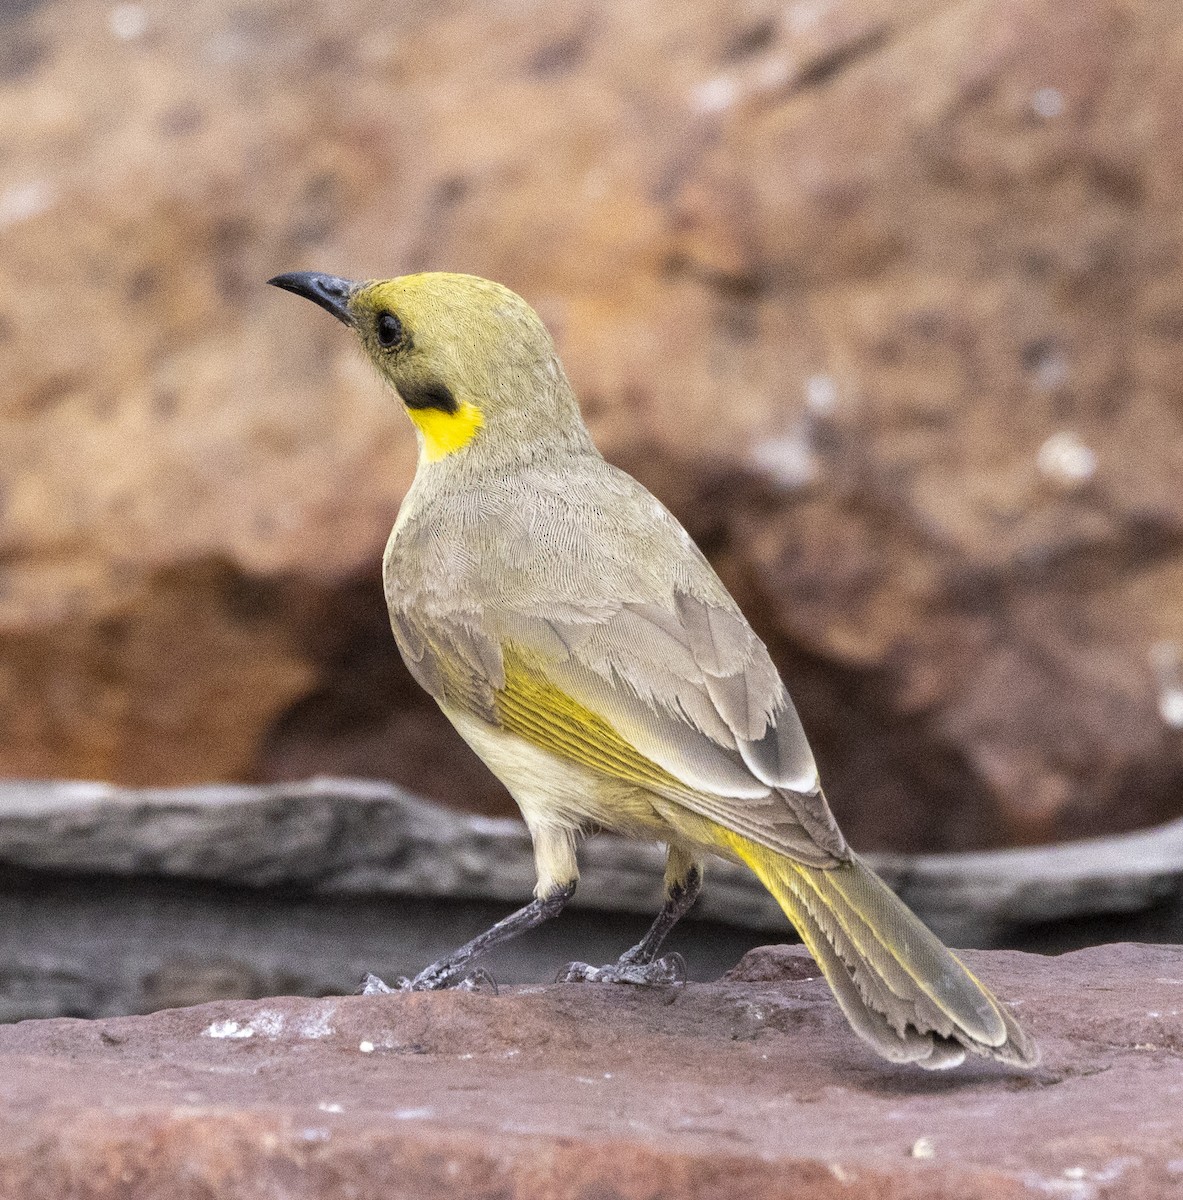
[376,311,403,348]
[399,378,458,413]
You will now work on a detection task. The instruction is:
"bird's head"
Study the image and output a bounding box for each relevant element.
[268,270,591,466]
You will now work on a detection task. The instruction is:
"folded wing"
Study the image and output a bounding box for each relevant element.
[391,587,849,867]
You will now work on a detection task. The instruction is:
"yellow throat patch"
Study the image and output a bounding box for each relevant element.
[407,400,485,462]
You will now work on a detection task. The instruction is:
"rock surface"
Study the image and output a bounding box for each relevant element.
[3,0,1183,849]
[0,943,1180,1199]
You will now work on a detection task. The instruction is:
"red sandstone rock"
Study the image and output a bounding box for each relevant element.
[0,943,1180,1198]
[1,0,1182,848]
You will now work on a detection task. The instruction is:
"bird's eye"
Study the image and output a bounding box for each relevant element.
[376,311,403,349]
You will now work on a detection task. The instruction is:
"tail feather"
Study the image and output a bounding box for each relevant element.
[783,888,968,1069]
[722,833,1039,1070]
[791,866,963,1041]
[807,861,1003,1043]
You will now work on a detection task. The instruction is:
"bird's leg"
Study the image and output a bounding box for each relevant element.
[361,827,578,994]
[557,846,703,986]
[363,882,576,994]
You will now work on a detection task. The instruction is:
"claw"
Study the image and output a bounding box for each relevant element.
[555,961,599,983]
[457,968,499,996]
[358,964,500,995]
[653,952,688,984]
[358,972,403,995]
[557,952,687,987]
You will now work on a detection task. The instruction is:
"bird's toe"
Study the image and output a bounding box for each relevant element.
[556,953,686,986]
[357,971,410,995]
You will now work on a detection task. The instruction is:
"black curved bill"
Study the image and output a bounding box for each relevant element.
[267,271,360,325]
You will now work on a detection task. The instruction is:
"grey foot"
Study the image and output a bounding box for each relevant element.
[357,967,498,996]
[556,952,687,986]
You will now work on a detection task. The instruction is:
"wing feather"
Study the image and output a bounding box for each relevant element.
[390,596,847,864]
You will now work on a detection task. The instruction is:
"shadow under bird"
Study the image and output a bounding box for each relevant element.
[269,268,1038,1070]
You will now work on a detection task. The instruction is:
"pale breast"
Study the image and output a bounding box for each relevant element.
[443,703,674,845]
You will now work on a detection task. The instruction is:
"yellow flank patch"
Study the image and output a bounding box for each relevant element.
[495,651,685,794]
[408,400,484,462]
[717,828,783,878]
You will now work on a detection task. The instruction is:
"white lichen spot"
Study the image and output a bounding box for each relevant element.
[317,1102,344,1114]
[910,1136,936,1160]
[0,181,55,230]
[1037,432,1096,488]
[109,3,147,40]
[394,1107,435,1120]
[1159,691,1183,729]
[249,1010,285,1039]
[1032,86,1065,118]
[582,169,607,200]
[355,31,395,65]
[204,29,249,65]
[692,75,738,114]
[301,1128,330,1142]
[789,1,830,34]
[1150,642,1183,729]
[1021,1174,1095,1199]
[203,1020,253,1040]
[750,375,840,492]
[358,1040,375,1054]
[805,374,838,415]
[755,56,792,92]
[1070,1162,1135,1183]
[750,434,818,491]
[1031,349,1069,391]
[298,1004,337,1039]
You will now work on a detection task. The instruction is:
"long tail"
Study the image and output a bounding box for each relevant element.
[722,833,1038,1069]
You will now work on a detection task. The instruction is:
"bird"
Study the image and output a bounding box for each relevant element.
[269,269,1038,1070]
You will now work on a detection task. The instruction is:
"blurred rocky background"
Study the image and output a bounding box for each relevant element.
[3,0,1183,854]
